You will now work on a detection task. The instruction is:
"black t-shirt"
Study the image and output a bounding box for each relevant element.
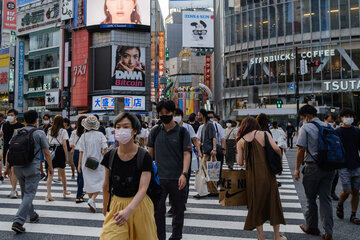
[336,126,360,169]
[190,122,200,133]
[286,125,295,136]
[2,122,24,154]
[101,149,153,197]
[98,125,106,136]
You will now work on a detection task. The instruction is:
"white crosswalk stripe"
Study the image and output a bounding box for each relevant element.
[0,154,305,239]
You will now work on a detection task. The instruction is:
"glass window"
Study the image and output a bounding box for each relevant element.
[330,0,339,30]
[249,10,254,41]
[242,13,248,42]
[28,52,59,71]
[277,4,284,36]
[235,0,241,13]
[226,16,231,46]
[255,8,261,40]
[29,31,60,51]
[231,15,236,45]
[340,0,350,29]
[236,14,242,43]
[293,0,301,33]
[285,2,293,35]
[270,5,276,37]
[28,74,59,91]
[311,0,320,32]
[302,0,310,33]
[320,0,330,31]
[350,0,360,28]
[262,7,268,39]
[331,50,341,79]
[352,49,360,78]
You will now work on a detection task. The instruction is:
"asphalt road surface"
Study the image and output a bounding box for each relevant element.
[0,150,358,239]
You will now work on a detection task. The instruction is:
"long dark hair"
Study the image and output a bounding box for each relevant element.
[76,116,87,137]
[236,117,260,142]
[50,115,64,138]
[102,0,141,24]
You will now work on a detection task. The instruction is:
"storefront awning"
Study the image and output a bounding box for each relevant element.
[24,92,45,98]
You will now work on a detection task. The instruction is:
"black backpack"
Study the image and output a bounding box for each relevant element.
[107,147,162,211]
[8,128,39,167]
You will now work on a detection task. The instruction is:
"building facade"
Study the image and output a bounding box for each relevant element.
[215,0,360,119]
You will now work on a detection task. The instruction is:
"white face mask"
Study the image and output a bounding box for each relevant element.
[343,118,354,126]
[43,120,50,125]
[174,116,182,124]
[210,118,214,122]
[115,128,133,145]
[71,124,76,129]
[226,123,232,128]
[6,116,14,122]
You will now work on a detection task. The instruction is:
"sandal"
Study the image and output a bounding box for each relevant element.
[280,235,287,240]
[336,204,344,219]
[299,224,320,236]
[63,191,71,199]
[45,196,55,202]
[350,215,360,225]
[75,198,85,204]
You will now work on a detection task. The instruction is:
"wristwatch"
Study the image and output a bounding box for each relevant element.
[181,172,189,178]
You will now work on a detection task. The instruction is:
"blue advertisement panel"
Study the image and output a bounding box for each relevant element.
[18,0,39,7]
[18,41,24,107]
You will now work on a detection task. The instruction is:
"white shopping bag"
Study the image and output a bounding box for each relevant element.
[206,156,221,182]
[194,158,209,197]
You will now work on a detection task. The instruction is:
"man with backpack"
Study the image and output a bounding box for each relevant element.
[147,100,192,240]
[4,110,53,233]
[335,108,360,225]
[295,105,336,240]
[1,109,24,198]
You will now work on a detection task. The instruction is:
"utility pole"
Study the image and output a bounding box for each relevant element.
[295,47,300,128]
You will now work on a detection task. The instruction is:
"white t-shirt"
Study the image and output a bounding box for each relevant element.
[182,122,196,141]
[137,128,149,138]
[105,127,115,142]
[47,128,69,146]
[69,130,81,150]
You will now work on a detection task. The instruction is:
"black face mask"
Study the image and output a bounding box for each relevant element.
[160,114,173,124]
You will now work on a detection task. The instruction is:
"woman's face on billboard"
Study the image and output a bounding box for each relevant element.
[106,0,136,23]
[120,48,140,70]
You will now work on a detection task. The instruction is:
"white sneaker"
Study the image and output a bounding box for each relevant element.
[87,199,96,213]
[8,190,18,199]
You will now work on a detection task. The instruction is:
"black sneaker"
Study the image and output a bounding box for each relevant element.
[11,222,25,233]
[331,193,339,201]
[30,213,39,223]
[166,208,174,217]
[193,194,207,199]
[43,175,48,181]
[40,173,46,180]
[0,176,4,183]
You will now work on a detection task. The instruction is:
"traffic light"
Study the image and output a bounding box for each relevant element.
[307,61,322,67]
[276,99,283,108]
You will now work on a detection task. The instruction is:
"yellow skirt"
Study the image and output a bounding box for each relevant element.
[100,195,158,240]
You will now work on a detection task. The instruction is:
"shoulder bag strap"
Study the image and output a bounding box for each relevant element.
[107,147,118,212]
[136,147,147,171]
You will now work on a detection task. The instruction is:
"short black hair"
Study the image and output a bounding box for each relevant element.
[24,110,38,124]
[110,122,114,127]
[113,112,142,135]
[199,109,209,121]
[207,110,215,116]
[189,113,196,122]
[43,114,51,119]
[325,113,336,121]
[175,108,184,117]
[272,121,278,128]
[340,108,355,118]
[298,105,317,117]
[136,114,143,125]
[156,100,176,113]
[7,109,18,116]
[63,118,70,125]
[215,114,220,121]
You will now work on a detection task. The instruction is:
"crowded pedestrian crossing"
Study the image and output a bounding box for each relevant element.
[0,155,305,240]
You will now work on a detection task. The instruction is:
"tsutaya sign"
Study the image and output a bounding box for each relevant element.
[250,49,335,64]
[323,80,360,92]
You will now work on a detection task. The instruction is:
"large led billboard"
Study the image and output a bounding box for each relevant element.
[111,46,146,91]
[182,11,214,48]
[86,0,150,27]
[169,0,213,9]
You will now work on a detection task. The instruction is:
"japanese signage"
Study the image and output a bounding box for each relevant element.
[250,49,336,64]
[86,0,150,27]
[0,72,8,84]
[0,48,10,90]
[159,32,165,77]
[151,32,156,101]
[71,29,89,107]
[0,48,10,68]
[18,41,25,107]
[182,11,214,48]
[3,0,17,30]
[92,95,146,111]
[61,0,73,20]
[18,3,61,32]
[45,91,59,105]
[74,0,85,27]
[111,46,146,91]
[204,55,211,89]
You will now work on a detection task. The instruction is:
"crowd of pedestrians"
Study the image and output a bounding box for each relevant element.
[1,101,360,239]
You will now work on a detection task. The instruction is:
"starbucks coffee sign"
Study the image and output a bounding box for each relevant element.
[250,49,335,64]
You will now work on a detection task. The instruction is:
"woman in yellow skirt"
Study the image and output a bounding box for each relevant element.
[100,112,158,240]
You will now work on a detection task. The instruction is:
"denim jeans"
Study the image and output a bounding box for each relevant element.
[73,150,84,199]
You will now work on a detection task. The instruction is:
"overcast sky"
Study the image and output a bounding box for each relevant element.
[158,0,169,20]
